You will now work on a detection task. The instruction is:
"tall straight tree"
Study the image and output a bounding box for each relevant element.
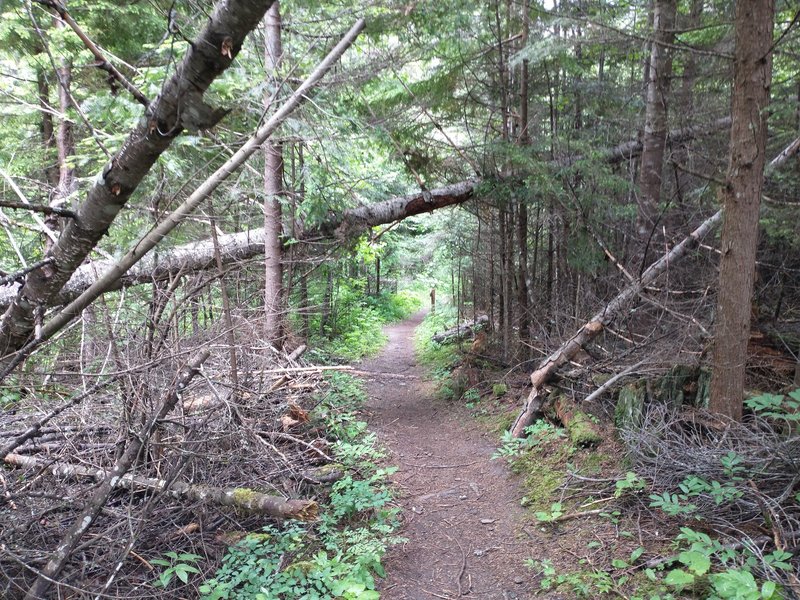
[637,0,676,241]
[263,0,285,344]
[709,0,775,419]
[516,0,531,359]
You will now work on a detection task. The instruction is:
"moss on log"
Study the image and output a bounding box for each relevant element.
[552,396,603,447]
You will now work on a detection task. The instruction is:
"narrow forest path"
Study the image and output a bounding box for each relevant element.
[359,312,543,599]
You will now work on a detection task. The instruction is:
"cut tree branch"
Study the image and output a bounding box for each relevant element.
[3,452,317,520]
[0,199,76,219]
[0,379,112,458]
[22,349,210,600]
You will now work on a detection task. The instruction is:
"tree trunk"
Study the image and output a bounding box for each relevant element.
[709,0,775,420]
[375,255,381,295]
[498,207,507,349]
[3,452,316,520]
[508,130,800,438]
[0,17,367,379]
[517,0,531,358]
[36,67,58,189]
[50,34,75,254]
[0,120,730,313]
[637,0,677,240]
[264,1,285,346]
[208,205,240,401]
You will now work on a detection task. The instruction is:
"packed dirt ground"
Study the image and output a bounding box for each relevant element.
[360,312,544,599]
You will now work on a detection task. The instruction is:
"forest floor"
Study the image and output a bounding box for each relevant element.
[359,312,548,599]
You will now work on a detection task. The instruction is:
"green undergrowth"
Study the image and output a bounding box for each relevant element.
[413,306,461,399]
[307,289,421,362]
[517,390,800,600]
[199,372,402,599]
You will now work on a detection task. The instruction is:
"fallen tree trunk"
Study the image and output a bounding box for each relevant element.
[0,117,732,311]
[593,117,731,166]
[2,452,317,520]
[510,211,722,438]
[0,181,476,309]
[432,315,490,343]
[312,179,479,240]
[510,134,800,438]
[0,19,366,379]
[551,396,603,447]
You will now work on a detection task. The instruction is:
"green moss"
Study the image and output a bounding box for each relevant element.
[475,409,516,435]
[615,382,646,429]
[232,488,259,506]
[493,383,508,397]
[566,411,603,447]
[580,449,611,475]
[591,372,613,387]
[514,441,570,511]
[694,367,711,408]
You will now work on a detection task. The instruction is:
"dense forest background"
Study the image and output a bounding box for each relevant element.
[1,0,799,598]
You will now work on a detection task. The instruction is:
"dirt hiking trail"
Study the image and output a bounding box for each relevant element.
[360,312,545,599]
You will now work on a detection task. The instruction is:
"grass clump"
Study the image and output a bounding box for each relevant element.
[413,306,462,399]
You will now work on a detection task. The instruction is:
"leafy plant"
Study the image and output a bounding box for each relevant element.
[527,558,622,598]
[200,372,399,600]
[535,502,565,522]
[151,551,202,588]
[745,389,800,422]
[648,490,698,516]
[614,471,647,498]
[492,420,563,460]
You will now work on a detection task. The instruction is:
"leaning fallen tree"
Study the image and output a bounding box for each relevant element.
[510,134,800,438]
[0,180,477,310]
[0,18,366,379]
[2,453,318,520]
[0,118,732,312]
[510,211,722,437]
[0,0,278,361]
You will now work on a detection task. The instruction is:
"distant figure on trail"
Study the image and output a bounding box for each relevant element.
[430,287,436,314]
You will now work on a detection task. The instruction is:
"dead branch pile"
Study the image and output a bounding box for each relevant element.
[619,404,800,589]
[620,405,800,530]
[0,327,349,599]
